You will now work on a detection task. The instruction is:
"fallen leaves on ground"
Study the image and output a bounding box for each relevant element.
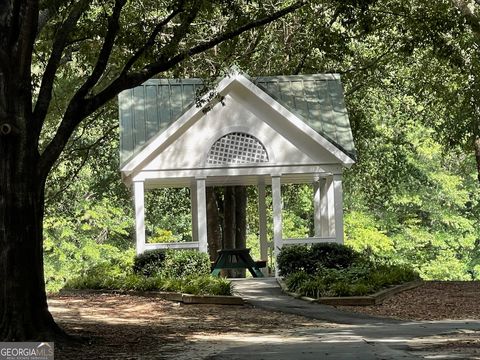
[336,281,480,321]
[49,292,327,359]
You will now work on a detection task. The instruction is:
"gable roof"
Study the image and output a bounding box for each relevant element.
[118,72,356,170]
[254,74,355,160]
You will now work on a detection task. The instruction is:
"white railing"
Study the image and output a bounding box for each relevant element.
[282,237,337,245]
[144,241,200,250]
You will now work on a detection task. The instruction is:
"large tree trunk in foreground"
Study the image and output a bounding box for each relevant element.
[0,1,62,338]
[0,129,63,340]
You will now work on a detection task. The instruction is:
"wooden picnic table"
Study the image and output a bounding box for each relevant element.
[211,248,265,278]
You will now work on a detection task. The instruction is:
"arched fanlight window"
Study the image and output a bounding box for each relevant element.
[207,132,269,165]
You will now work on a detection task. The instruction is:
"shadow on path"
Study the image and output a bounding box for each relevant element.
[206,278,480,360]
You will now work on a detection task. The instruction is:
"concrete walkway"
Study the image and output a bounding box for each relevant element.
[207,278,480,360]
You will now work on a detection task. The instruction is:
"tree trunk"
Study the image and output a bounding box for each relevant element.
[234,186,247,277]
[206,187,222,262]
[475,136,480,183]
[0,11,64,336]
[0,132,63,341]
[223,187,236,277]
[223,187,236,249]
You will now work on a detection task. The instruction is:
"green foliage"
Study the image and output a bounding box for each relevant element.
[43,203,135,293]
[65,273,232,296]
[310,243,359,269]
[277,245,315,276]
[285,261,419,298]
[133,249,167,277]
[133,249,210,278]
[41,0,480,297]
[160,250,211,278]
[345,211,394,255]
[144,188,193,242]
[147,228,177,244]
[277,243,360,276]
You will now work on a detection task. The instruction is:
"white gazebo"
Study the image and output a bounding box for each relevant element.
[118,71,356,272]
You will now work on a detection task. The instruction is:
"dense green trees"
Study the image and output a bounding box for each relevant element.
[43,0,480,287]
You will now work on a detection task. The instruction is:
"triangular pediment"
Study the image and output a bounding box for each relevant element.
[120,73,355,180]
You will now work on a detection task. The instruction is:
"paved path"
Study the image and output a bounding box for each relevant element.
[207,278,480,360]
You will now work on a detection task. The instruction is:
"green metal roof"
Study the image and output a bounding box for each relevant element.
[118,74,356,166]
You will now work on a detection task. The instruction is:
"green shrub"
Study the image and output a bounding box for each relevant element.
[133,249,166,276]
[284,256,420,298]
[297,277,326,298]
[348,283,375,296]
[310,243,359,269]
[65,273,233,296]
[161,250,211,277]
[177,275,233,296]
[285,271,311,293]
[278,243,362,277]
[277,245,315,276]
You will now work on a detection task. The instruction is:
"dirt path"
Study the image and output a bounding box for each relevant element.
[49,282,480,359]
[49,293,330,359]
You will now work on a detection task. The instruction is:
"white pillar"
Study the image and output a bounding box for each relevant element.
[271,175,282,277]
[325,176,335,237]
[333,173,344,244]
[320,178,329,237]
[133,181,146,255]
[190,184,198,242]
[196,177,208,253]
[313,180,321,237]
[258,181,268,276]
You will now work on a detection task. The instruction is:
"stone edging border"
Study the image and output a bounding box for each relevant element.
[57,289,245,305]
[277,278,423,306]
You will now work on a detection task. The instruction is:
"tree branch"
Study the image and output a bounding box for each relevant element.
[33,0,90,132]
[120,6,184,76]
[73,0,127,99]
[45,123,118,205]
[38,0,125,177]
[87,0,306,114]
[453,0,480,42]
[38,0,305,178]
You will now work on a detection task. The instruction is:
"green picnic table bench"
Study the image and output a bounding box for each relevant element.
[211,248,265,278]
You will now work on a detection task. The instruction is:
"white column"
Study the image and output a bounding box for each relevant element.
[325,176,335,237]
[271,175,282,277]
[320,178,329,237]
[258,181,268,276]
[333,173,344,244]
[313,180,321,237]
[133,181,146,255]
[190,184,198,242]
[196,177,208,253]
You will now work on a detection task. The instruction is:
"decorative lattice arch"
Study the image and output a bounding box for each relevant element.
[207,132,269,165]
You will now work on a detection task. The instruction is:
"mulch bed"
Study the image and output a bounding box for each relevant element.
[336,281,480,320]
